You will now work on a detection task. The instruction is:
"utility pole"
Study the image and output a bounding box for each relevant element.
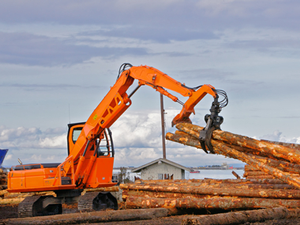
[160,94,166,159]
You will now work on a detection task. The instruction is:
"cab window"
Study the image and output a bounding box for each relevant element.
[72,128,82,143]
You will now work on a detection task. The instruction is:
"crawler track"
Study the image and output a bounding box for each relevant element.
[78,192,118,212]
[17,195,40,218]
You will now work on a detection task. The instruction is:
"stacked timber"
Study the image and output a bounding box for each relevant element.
[0,168,7,190]
[166,123,300,189]
[119,123,300,211]
[243,164,274,179]
[120,179,300,210]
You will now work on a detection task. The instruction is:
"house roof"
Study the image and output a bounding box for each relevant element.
[131,158,190,173]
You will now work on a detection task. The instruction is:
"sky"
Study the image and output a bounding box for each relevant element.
[1,0,300,168]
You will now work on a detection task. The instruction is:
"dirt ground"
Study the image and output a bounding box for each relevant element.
[0,204,300,225]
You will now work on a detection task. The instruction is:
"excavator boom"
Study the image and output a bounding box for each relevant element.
[7,63,227,217]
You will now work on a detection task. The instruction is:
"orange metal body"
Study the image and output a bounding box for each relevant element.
[8,65,218,193]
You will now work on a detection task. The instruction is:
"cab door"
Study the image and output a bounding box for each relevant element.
[67,122,85,156]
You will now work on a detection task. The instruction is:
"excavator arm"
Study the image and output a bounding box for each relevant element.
[8,63,227,193]
[71,64,227,187]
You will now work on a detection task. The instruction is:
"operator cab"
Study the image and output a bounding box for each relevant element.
[67,122,114,157]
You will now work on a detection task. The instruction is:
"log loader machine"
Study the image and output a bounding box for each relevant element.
[7,64,228,217]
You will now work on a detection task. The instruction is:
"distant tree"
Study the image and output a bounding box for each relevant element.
[118,167,132,184]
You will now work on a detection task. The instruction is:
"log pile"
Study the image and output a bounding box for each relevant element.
[120,179,300,210]
[0,169,7,190]
[119,123,300,212]
[243,164,273,179]
[166,123,300,189]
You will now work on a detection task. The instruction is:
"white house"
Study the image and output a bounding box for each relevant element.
[131,158,189,180]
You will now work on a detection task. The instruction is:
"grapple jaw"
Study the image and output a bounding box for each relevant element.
[199,97,225,154]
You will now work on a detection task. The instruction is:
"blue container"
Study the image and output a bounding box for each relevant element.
[0,149,8,167]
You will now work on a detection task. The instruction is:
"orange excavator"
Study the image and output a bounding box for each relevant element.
[7,64,228,217]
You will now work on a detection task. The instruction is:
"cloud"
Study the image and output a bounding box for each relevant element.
[0,125,67,150]
[2,110,299,168]
[259,131,300,144]
[0,125,69,166]
[39,134,66,148]
[1,1,300,33]
[0,31,147,66]
[84,27,218,43]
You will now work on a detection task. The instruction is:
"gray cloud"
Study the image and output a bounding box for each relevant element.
[0,1,298,26]
[1,1,300,34]
[83,27,218,43]
[0,83,104,92]
[0,32,147,66]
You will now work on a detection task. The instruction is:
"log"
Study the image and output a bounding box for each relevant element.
[137,178,287,185]
[121,183,300,199]
[83,186,119,193]
[1,208,169,225]
[248,155,300,174]
[261,140,300,150]
[182,207,300,225]
[0,197,25,205]
[0,190,8,197]
[4,193,32,199]
[244,165,261,171]
[243,171,269,177]
[122,180,295,191]
[176,123,300,164]
[231,171,241,179]
[125,196,300,209]
[246,175,275,179]
[247,178,286,184]
[122,190,211,200]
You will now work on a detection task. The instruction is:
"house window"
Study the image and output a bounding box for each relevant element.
[158,173,173,180]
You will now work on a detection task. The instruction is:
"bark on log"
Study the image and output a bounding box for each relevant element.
[136,178,287,185]
[0,197,25,205]
[0,190,7,197]
[176,123,300,164]
[243,171,269,177]
[248,155,300,174]
[83,186,119,193]
[261,140,300,150]
[246,176,275,179]
[182,207,300,225]
[4,193,32,199]
[1,208,169,225]
[122,190,211,200]
[245,165,261,171]
[125,196,300,209]
[232,171,241,179]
